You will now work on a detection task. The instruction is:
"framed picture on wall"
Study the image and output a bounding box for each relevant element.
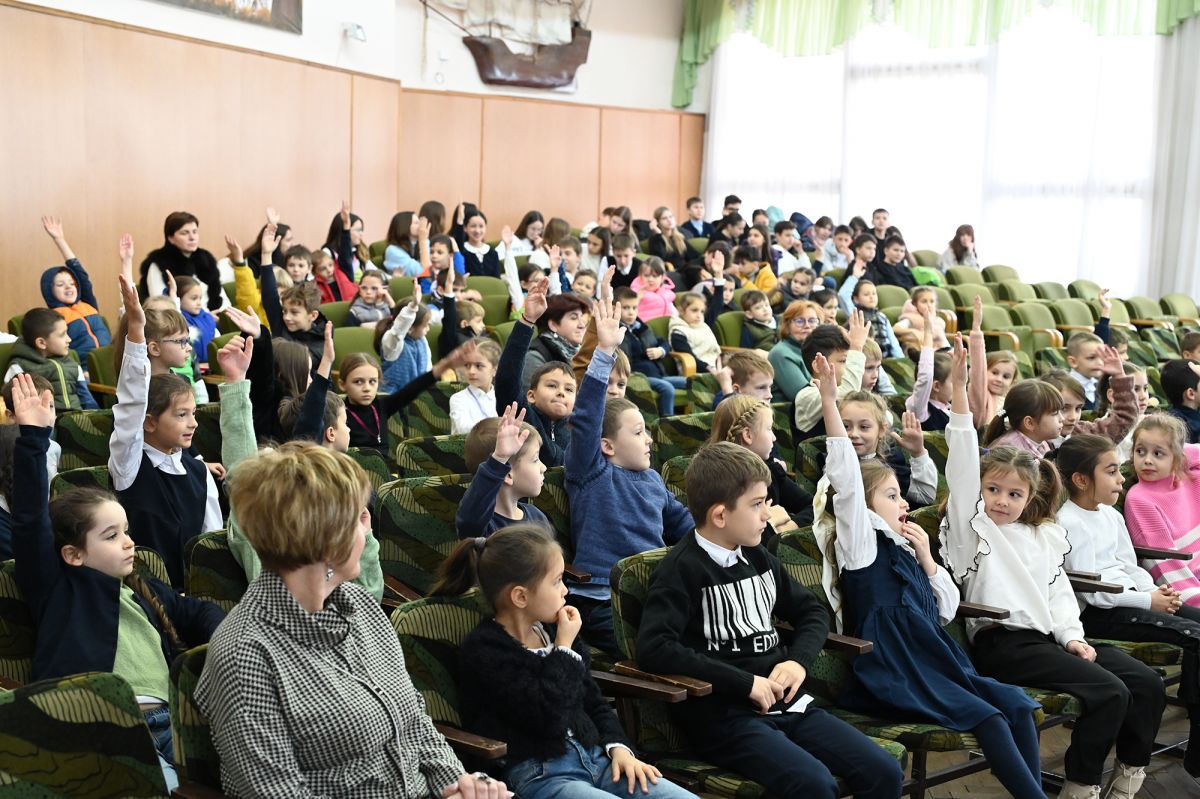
[151,0,302,34]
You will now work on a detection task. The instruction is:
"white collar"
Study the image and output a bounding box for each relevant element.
[1070,369,1097,388]
[694,530,747,567]
[143,443,187,473]
[468,384,495,399]
[464,241,490,257]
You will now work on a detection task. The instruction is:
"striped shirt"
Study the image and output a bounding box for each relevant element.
[196,571,464,798]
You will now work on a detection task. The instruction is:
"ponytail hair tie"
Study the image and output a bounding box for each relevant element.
[996,409,1007,420]
[473,536,487,552]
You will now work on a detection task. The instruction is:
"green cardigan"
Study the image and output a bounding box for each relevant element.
[767,337,811,404]
[219,380,383,601]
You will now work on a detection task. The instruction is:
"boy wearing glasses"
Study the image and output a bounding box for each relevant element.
[139,297,209,406]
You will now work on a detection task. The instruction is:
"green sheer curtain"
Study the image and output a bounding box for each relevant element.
[1158,0,1200,32]
[671,0,736,108]
[671,0,1200,107]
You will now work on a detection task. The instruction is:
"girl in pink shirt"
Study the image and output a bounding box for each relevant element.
[1124,414,1200,607]
[630,258,677,321]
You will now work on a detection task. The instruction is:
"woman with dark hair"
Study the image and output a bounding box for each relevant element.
[139,211,227,310]
[521,292,591,391]
[242,222,294,273]
[939,224,978,272]
[321,201,368,282]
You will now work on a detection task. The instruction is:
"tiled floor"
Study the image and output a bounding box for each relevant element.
[926,702,1197,797]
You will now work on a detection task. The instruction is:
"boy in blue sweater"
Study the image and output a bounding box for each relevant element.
[566,297,693,657]
[456,403,551,539]
[636,442,904,799]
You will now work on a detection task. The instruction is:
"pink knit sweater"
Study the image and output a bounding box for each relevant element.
[1123,444,1200,606]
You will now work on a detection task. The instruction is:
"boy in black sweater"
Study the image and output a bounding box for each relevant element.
[636,442,903,799]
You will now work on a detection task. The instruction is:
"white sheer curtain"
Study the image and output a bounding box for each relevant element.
[1148,16,1200,299]
[701,9,1158,295]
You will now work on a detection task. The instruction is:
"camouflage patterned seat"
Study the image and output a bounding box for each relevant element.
[610,548,907,799]
[169,645,223,792]
[346,447,395,494]
[55,409,114,469]
[1035,347,1070,375]
[625,372,660,425]
[184,531,248,613]
[882,358,916,394]
[0,671,170,797]
[650,413,713,472]
[659,456,689,503]
[770,403,796,473]
[50,465,111,498]
[530,467,572,553]
[795,435,948,503]
[686,373,720,413]
[134,546,172,587]
[374,474,470,595]
[394,434,470,478]
[407,381,465,438]
[0,561,33,686]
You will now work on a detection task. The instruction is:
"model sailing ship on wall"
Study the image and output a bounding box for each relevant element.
[424,0,593,88]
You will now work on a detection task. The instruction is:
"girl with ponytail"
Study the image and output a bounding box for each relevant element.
[432,526,695,799]
[8,372,224,791]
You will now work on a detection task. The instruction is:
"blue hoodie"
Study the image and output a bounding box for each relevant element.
[41,260,111,364]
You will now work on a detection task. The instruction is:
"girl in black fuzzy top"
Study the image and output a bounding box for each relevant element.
[433,526,697,799]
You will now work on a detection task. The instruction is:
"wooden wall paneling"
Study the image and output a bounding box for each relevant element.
[480,98,601,232]
[677,114,705,214]
[0,6,90,318]
[397,91,482,223]
[599,109,680,222]
[351,75,401,245]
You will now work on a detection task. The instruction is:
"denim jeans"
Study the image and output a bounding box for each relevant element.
[143,704,178,792]
[505,737,697,799]
[645,375,688,417]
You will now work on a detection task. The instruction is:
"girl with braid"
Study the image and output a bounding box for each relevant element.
[8,371,225,791]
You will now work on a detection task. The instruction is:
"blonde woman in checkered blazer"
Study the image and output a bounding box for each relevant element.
[195,338,508,799]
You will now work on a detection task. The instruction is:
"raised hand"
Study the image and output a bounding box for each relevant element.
[492,402,530,463]
[224,234,243,264]
[41,215,64,240]
[600,265,616,303]
[433,339,479,376]
[851,258,867,278]
[811,353,837,399]
[971,295,983,334]
[118,234,135,265]
[545,244,560,269]
[318,321,335,378]
[711,249,725,273]
[10,373,55,428]
[165,270,177,300]
[409,277,424,308]
[1098,288,1112,318]
[846,308,869,351]
[118,273,145,335]
[593,298,626,353]
[889,410,926,457]
[261,223,281,257]
[340,200,352,230]
[416,216,431,241]
[217,335,254,383]
[500,225,513,248]
[1098,344,1124,377]
[442,261,456,297]
[266,206,280,225]
[523,277,549,323]
[223,306,263,337]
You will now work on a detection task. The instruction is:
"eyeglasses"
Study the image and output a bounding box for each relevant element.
[161,337,192,349]
[791,317,822,327]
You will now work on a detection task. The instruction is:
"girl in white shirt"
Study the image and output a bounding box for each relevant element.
[1054,433,1200,776]
[941,335,1165,799]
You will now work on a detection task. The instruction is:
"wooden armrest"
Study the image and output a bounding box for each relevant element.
[825,632,873,655]
[1130,318,1174,331]
[0,675,23,690]
[1066,569,1101,581]
[172,782,229,799]
[612,662,713,697]
[591,670,687,703]
[1030,327,1064,347]
[719,345,753,354]
[982,330,1021,351]
[87,382,117,395]
[383,575,422,602]
[436,722,507,759]
[957,601,1010,620]
[564,563,592,583]
[1069,576,1124,594]
[1056,324,1093,334]
[201,374,226,385]
[1111,322,1137,331]
[667,351,697,377]
[1179,316,1200,328]
[937,309,958,333]
[1134,546,1194,561]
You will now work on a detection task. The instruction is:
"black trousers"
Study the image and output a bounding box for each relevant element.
[1081,602,1200,709]
[972,627,1165,786]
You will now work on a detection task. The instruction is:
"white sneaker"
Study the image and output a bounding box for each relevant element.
[1061,780,1101,799]
[1101,761,1146,799]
